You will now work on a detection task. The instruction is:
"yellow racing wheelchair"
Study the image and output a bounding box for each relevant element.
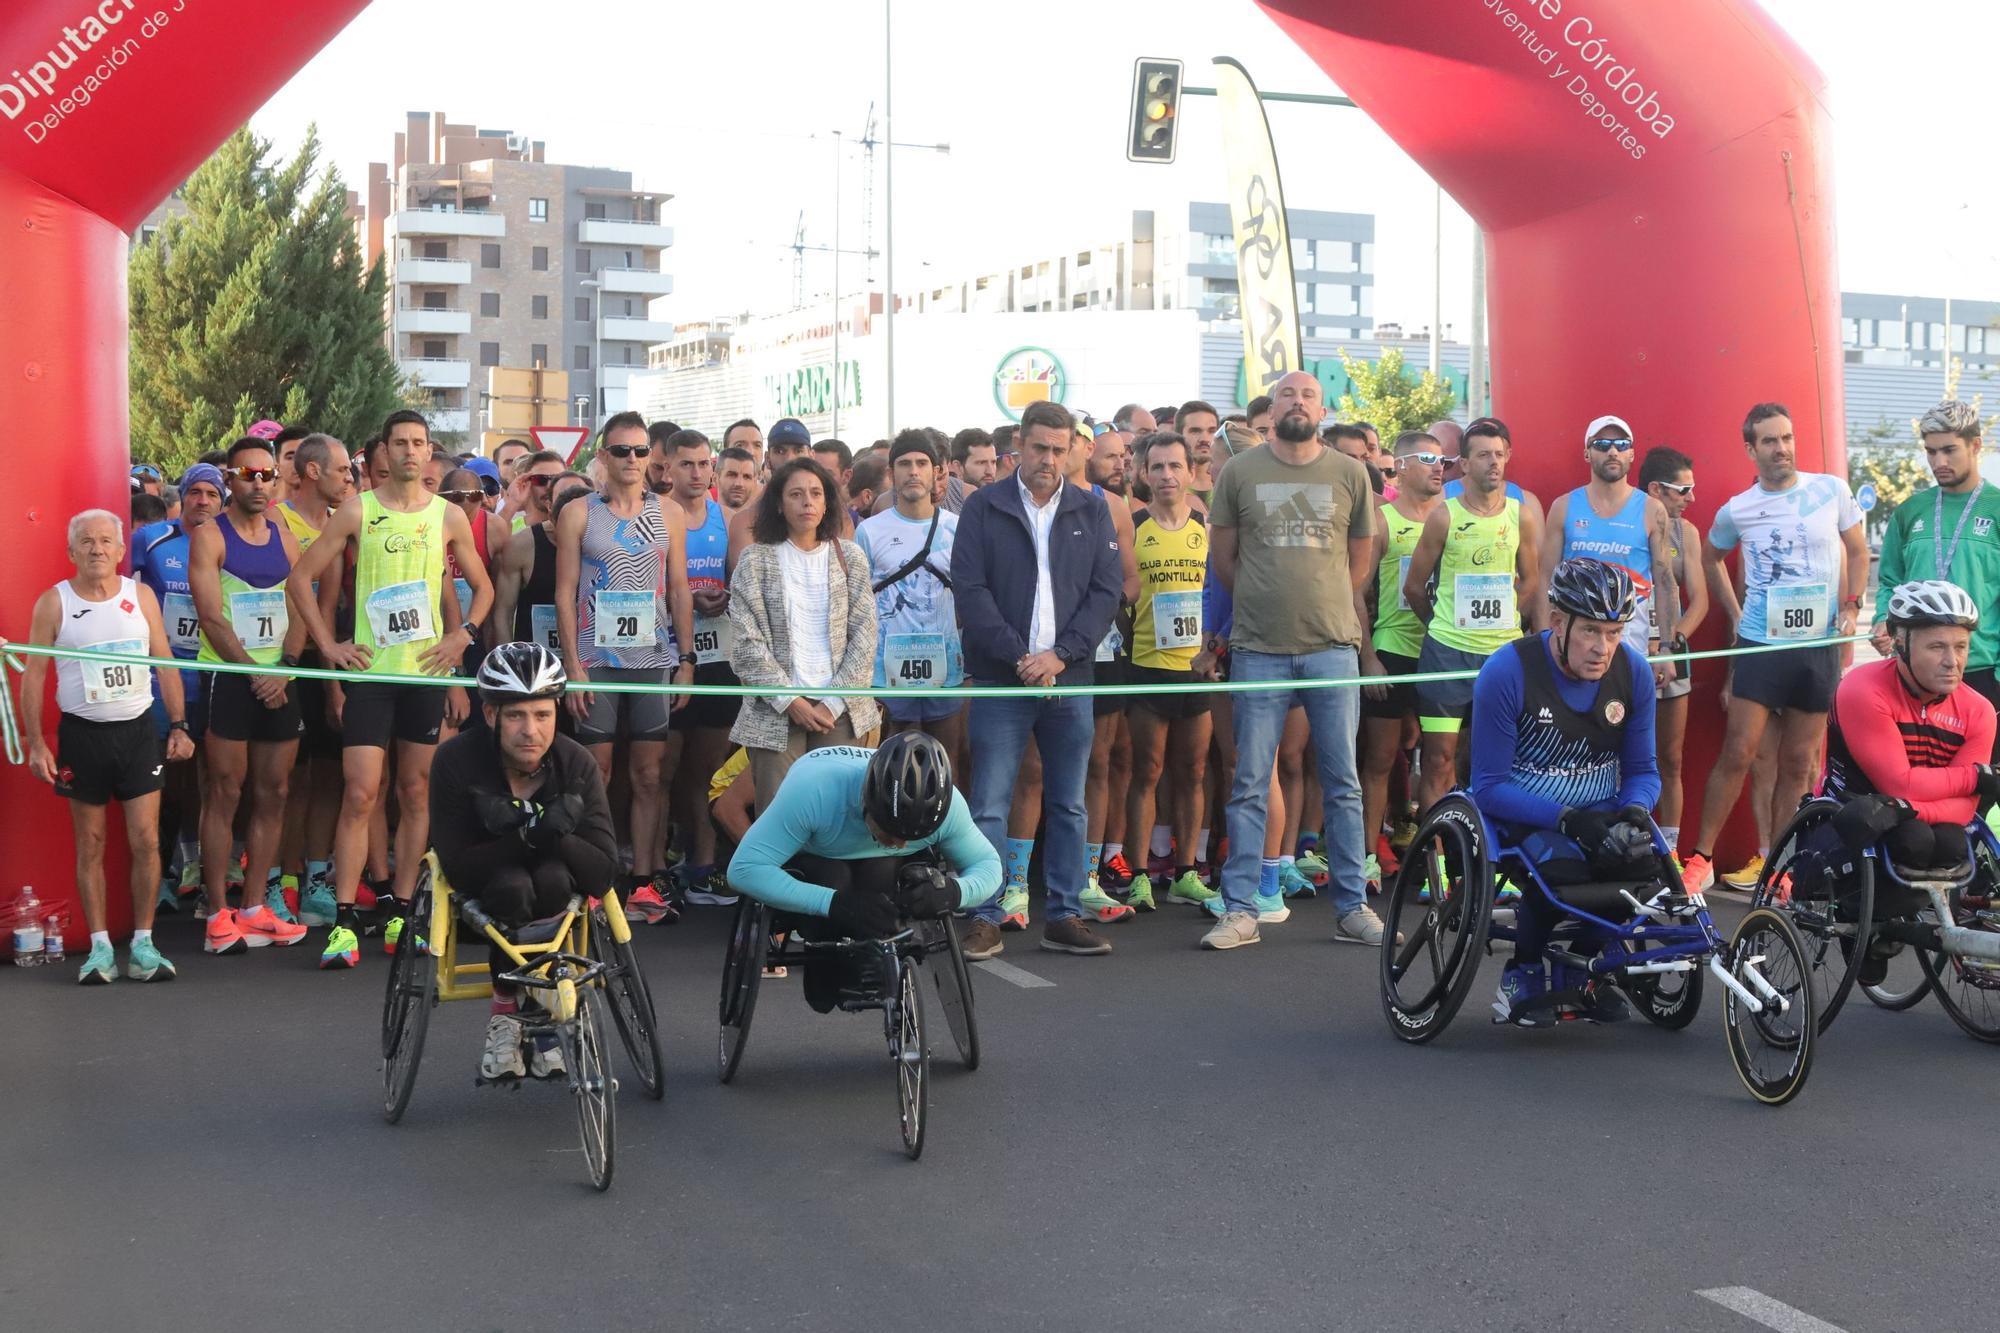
[379,852,665,1191]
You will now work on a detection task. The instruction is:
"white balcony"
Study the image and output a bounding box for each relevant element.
[600,317,674,343]
[427,409,471,435]
[400,357,471,389]
[391,208,506,239]
[579,218,673,248]
[594,267,674,296]
[396,257,471,285]
[396,306,471,335]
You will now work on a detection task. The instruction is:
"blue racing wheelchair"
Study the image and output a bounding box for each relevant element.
[1379,792,1818,1106]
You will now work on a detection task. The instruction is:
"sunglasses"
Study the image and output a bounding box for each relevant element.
[604,444,651,459]
[1586,438,1635,453]
[1654,480,1695,497]
[227,466,280,483]
[522,473,559,487]
[1397,451,1445,467]
[131,465,163,481]
[441,488,485,503]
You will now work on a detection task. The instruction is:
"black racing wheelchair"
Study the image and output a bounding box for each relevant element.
[1380,793,1818,1106]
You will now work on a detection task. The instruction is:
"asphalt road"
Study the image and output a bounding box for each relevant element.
[5,887,1995,1333]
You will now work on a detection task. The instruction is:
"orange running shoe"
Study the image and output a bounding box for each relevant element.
[204,909,247,955]
[235,904,308,948]
[1680,853,1715,895]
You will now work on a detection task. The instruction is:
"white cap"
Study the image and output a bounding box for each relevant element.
[1584,414,1632,444]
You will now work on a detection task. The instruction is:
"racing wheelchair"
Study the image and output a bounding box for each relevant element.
[379,852,666,1191]
[715,861,980,1161]
[1379,792,1818,1106]
[1755,797,2000,1043]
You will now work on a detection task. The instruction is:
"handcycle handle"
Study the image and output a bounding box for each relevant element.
[495,950,607,990]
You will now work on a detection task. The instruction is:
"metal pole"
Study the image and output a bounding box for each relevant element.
[883,0,895,436]
[833,130,842,438]
[1469,225,1487,417]
[1944,295,1953,395]
[1429,183,1441,376]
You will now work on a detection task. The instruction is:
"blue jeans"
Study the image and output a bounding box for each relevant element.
[1223,645,1365,916]
[967,690,1092,924]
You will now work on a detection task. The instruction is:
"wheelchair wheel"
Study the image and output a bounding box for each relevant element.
[562,988,617,1192]
[1722,906,1817,1106]
[590,905,665,1102]
[1916,904,2000,1043]
[1379,794,1494,1044]
[1862,909,1936,1011]
[1622,958,1704,1030]
[892,955,928,1160]
[921,917,979,1071]
[381,881,436,1124]
[717,897,767,1084]
[1754,797,1872,1036]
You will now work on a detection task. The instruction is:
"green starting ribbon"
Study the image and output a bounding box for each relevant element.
[0,632,1873,748]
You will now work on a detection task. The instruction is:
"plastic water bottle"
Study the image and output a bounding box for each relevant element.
[43,914,64,963]
[12,886,44,966]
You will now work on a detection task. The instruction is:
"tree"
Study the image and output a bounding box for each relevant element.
[1333,346,1457,440]
[129,127,411,473]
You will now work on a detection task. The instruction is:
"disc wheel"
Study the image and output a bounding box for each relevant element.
[1379,794,1494,1044]
[921,917,979,1070]
[1754,798,1872,1036]
[1622,955,1705,1030]
[591,906,665,1101]
[893,955,929,1160]
[717,898,767,1083]
[1917,893,2000,1042]
[1722,906,1818,1106]
[381,880,435,1124]
[561,988,617,1191]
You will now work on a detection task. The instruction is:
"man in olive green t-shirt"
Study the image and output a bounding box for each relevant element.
[1204,369,1383,951]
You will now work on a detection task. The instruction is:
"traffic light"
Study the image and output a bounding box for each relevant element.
[1127,58,1183,164]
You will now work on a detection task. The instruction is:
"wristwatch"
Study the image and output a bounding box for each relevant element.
[168,719,190,733]
[462,618,482,639]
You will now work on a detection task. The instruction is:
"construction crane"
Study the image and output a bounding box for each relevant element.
[859,102,878,289]
[789,209,806,309]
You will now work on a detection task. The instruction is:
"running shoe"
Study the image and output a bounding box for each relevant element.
[298,883,337,928]
[1363,853,1382,897]
[998,886,1030,931]
[1296,849,1330,884]
[204,909,248,956]
[77,940,117,985]
[1122,873,1158,912]
[226,854,246,893]
[1203,890,1291,924]
[1390,817,1419,854]
[1295,833,1321,861]
[625,883,675,925]
[528,1032,565,1079]
[1721,854,1765,890]
[1098,852,1134,890]
[1375,831,1401,876]
[680,866,737,907]
[1495,875,1521,904]
[1493,962,1550,1026]
[1167,872,1219,907]
[264,880,299,926]
[480,1014,526,1081]
[1279,862,1316,899]
[126,937,176,982]
[1680,853,1715,895]
[1079,877,1136,923]
[176,860,203,900]
[238,904,307,948]
[383,909,428,956]
[155,878,179,915]
[355,881,383,913]
[1146,849,1175,878]
[319,924,360,970]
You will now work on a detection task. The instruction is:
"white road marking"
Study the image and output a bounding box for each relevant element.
[972,959,1055,989]
[1698,1287,1849,1333]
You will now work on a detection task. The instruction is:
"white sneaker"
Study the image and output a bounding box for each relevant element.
[1201,910,1262,951]
[1335,906,1390,947]
[528,1032,565,1079]
[480,1014,526,1080]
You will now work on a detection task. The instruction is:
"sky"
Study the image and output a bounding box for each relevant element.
[247,0,2000,338]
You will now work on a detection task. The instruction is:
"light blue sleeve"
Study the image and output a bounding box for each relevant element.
[933,792,1002,909]
[1708,497,1740,552]
[725,775,838,917]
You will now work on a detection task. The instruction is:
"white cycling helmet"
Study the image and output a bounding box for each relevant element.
[477,641,568,704]
[1884,580,1979,631]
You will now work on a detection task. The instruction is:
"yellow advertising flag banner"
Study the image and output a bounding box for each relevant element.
[1212,57,1301,402]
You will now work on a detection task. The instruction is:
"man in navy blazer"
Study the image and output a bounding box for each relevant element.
[951,399,1123,960]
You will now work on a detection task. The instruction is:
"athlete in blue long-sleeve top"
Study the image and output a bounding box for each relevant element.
[1470,559,1662,1027]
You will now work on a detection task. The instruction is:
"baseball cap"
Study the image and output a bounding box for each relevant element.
[180,463,226,495]
[1584,414,1632,443]
[246,419,285,441]
[768,418,811,448]
[464,455,503,494]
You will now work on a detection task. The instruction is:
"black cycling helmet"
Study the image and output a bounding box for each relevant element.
[477,641,567,705]
[1548,557,1639,624]
[863,731,953,842]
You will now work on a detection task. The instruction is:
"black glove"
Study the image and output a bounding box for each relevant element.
[1600,804,1656,862]
[894,862,958,918]
[1557,807,1617,858]
[826,888,899,940]
[1976,765,2000,806]
[474,790,533,837]
[519,793,586,851]
[1832,793,1913,850]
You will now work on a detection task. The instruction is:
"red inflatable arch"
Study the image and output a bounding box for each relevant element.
[0,0,1829,938]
